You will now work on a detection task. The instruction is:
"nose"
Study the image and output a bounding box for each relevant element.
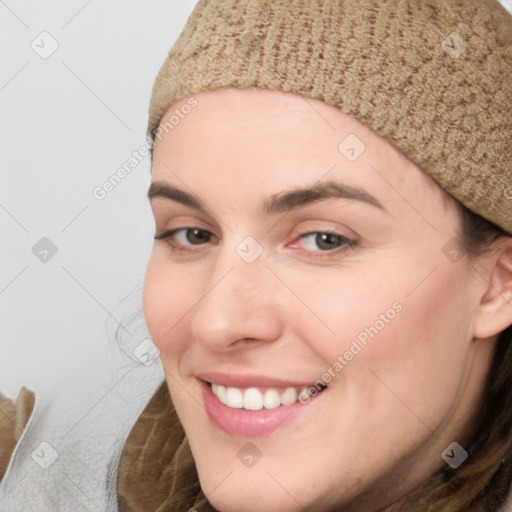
[189,253,283,352]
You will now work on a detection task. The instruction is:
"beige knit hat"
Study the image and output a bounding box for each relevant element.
[147,0,512,235]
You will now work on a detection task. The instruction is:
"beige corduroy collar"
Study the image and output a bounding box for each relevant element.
[116,381,214,512]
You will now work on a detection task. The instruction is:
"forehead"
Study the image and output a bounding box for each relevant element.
[151,88,453,217]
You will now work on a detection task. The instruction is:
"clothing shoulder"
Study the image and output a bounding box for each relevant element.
[0,386,36,481]
[0,356,165,511]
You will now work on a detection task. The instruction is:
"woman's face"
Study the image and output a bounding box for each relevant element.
[143,88,494,512]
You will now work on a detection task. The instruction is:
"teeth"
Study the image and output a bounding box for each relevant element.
[211,383,227,404]
[225,386,243,408]
[297,389,309,402]
[244,388,263,410]
[211,383,319,410]
[263,389,281,409]
[280,387,298,406]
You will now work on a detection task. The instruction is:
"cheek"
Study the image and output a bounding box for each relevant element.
[142,255,189,354]
[291,254,471,395]
[276,259,408,364]
[340,263,471,422]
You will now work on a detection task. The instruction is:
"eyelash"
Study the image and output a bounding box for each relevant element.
[154,227,356,260]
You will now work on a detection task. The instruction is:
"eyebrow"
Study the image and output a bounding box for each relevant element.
[147,180,387,215]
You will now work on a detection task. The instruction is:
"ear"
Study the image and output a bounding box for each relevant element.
[472,242,512,339]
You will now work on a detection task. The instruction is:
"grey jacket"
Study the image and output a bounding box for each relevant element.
[0,357,164,511]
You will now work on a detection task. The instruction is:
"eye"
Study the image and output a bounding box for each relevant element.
[154,227,216,253]
[289,230,356,258]
[154,227,356,259]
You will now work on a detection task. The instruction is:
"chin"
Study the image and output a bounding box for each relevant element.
[204,482,308,512]
[193,455,327,512]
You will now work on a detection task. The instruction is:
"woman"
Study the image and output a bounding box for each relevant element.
[1,0,512,510]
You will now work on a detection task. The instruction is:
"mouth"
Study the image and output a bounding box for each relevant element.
[209,382,326,410]
[197,375,327,437]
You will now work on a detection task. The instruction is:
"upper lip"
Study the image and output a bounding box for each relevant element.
[196,371,322,389]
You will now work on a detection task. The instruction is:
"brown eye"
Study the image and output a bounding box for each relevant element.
[154,227,217,254]
[185,228,212,244]
[314,232,345,251]
[299,231,352,252]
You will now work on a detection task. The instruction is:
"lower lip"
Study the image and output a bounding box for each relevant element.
[200,380,324,437]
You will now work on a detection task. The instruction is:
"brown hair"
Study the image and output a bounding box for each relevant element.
[383,205,512,512]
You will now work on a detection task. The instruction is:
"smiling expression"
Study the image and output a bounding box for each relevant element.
[143,88,495,512]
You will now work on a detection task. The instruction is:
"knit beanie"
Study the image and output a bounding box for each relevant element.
[147,0,512,235]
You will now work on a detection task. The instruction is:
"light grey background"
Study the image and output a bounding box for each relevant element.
[502,0,512,13]
[2,0,511,399]
[1,0,198,398]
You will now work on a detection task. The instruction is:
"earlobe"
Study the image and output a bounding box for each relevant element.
[472,245,512,339]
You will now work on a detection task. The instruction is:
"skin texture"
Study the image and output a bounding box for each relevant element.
[143,88,512,512]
